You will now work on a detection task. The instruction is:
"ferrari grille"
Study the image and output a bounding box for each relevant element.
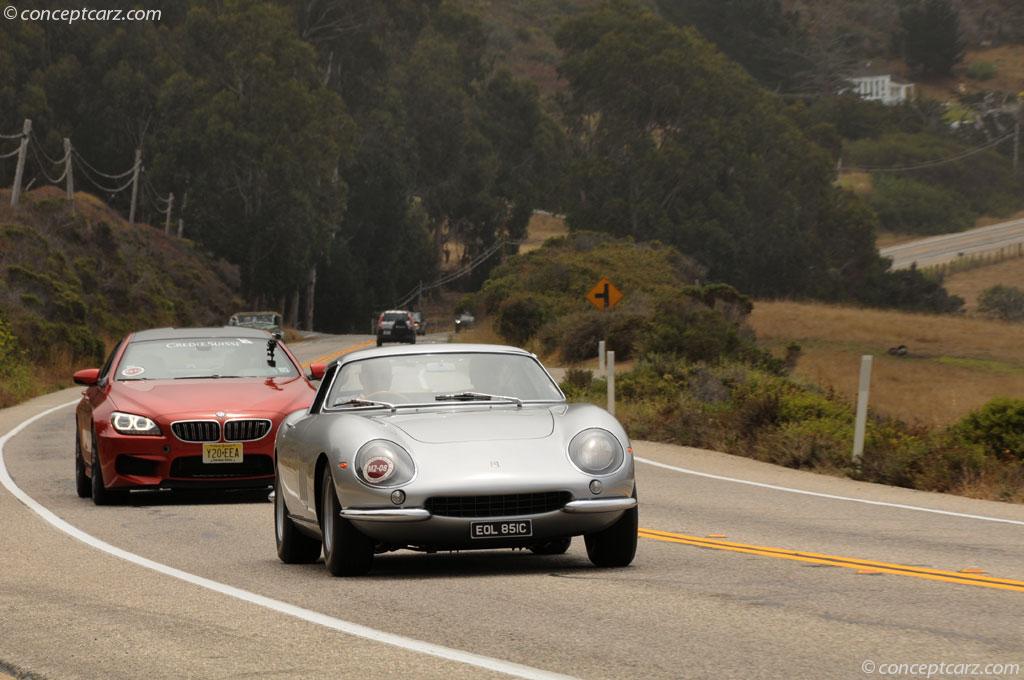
[171,421,220,443]
[224,419,271,442]
[425,492,572,518]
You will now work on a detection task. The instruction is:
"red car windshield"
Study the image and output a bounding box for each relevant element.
[115,338,300,380]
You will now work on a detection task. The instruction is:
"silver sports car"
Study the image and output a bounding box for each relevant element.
[274,343,638,576]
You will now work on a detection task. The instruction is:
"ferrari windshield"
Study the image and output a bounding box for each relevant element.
[115,337,300,380]
[326,352,563,408]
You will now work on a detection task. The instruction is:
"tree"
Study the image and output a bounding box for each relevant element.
[897,0,965,78]
[555,1,959,312]
[656,0,804,93]
[153,0,353,312]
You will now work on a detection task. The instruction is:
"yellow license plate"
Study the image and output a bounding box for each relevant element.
[202,443,243,464]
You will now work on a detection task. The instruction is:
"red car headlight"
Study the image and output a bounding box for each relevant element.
[110,411,162,436]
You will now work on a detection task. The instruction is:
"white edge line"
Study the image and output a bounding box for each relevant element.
[0,401,576,680]
[635,456,1024,527]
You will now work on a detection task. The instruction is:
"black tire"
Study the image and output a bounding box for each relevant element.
[90,428,125,506]
[275,473,322,564]
[74,430,91,498]
[584,492,638,568]
[320,472,374,576]
[530,537,572,555]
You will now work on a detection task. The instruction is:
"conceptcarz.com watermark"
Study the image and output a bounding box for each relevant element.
[3,5,161,23]
[863,660,1022,678]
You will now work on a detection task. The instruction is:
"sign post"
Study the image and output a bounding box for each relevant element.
[586,278,622,412]
[852,355,872,463]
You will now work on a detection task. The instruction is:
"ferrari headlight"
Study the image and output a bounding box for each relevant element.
[111,411,162,436]
[354,440,415,488]
[568,428,624,476]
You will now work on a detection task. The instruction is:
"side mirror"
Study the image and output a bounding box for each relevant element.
[73,368,101,386]
[308,363,327,380]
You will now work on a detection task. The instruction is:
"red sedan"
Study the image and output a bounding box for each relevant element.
[73,327,325,504]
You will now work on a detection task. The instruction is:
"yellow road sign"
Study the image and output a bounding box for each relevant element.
[586,277,622,309]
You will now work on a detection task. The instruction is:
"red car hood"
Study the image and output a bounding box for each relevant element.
[109,377,315,419]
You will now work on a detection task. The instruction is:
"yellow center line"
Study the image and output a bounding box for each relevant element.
[300,340,377,368]
[639,528,1024,593]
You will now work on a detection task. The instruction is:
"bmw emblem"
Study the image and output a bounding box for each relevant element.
[216,411,226,418]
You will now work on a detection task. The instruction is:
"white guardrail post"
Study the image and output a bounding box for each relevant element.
[598,340,606,376]
[852,355,872,463]
[606,350,615,416]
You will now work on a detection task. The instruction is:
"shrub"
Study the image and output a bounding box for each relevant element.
[965,62,996,80]
[977,284,1024,321]
[867,174,975,234]
[953,398,1024,461]
[497,295,546,346]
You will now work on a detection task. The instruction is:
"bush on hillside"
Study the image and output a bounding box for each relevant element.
[954,398,1024,462]
[977,284,1024,321]
[965,62,996,80]
[867,174,975,234]
[846,133,1024,224]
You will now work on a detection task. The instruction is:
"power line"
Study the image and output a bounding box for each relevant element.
[392,237,505,309]
[29,142,68,185]
[72,153,136,194]
[842,132,1014,173]
[72,148,136,180]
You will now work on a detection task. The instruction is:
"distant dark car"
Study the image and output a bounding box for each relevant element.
[376,310,416,346]
[454,312,475,332]
[229,311,283,336]
[411,312,426,335]
[72,327,325,505]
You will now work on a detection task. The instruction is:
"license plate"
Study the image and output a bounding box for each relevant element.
[470,520,533,539]
[203,442,243,464]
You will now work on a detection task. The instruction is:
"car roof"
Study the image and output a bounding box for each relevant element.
[339,343,535,364]
[128,327,274,342]
[230,311,279,316]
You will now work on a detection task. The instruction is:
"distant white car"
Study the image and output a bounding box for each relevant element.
[273,344,638,576]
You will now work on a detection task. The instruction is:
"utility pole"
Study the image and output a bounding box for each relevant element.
[164,193,174,234]
[176,190,187,238]
[1015,93,1022,175]
[9,119,31,208]
[128,148,141,226]
[63,138,74,213]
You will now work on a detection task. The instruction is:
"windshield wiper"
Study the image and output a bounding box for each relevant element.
[332,398,397,412]
[435,392,522,408]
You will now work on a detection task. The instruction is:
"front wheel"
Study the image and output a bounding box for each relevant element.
[584,491,637,568]
[74,430,90,498]
[275,473,321,564]
[320,472,374,576]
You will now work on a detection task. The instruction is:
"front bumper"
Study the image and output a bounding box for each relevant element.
[97,430,275,490]
[340,495,636,549]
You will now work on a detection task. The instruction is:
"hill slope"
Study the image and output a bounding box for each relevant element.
[0,187,242,403]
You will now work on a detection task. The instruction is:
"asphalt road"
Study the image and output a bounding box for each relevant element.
[1,335,1023,680]
[880,217,1024,270]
